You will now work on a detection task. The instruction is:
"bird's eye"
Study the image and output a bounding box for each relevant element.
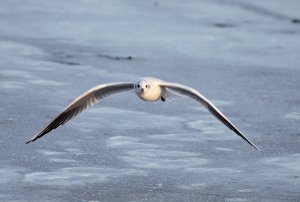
[145,85,148,88]
[137,85,140,88]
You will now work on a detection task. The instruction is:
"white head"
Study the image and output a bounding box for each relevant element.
[134,79,151,95]
[134,77,162,101]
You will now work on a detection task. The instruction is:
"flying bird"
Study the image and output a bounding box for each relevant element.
[26,77,259,150]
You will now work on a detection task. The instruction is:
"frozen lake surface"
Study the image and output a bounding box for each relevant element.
[0,0,300,201]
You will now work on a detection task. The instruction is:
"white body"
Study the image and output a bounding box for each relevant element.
[134,77,165,101]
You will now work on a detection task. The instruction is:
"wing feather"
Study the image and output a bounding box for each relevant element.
[26,82,134,143]
[160,82,259,150]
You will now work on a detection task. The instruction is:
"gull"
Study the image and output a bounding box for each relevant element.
[26,77,259,150]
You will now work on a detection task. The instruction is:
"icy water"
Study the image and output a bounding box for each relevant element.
[0,0,300,201]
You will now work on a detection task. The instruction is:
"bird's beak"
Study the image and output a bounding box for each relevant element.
[140,88,144,93]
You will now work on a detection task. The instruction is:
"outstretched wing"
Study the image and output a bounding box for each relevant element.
[26,82,134,144]
[160,82,259,150]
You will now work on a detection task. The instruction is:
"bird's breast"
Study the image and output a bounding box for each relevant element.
[137,87,162,102]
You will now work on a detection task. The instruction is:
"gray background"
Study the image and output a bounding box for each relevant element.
[0,0,299,201]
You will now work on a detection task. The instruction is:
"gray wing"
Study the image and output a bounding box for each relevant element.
[26,82,134,144]
[160,82,259,151]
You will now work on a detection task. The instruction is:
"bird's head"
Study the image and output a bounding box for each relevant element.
[134,79,151,95]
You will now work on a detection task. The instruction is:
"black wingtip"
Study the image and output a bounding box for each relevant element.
[231,128,260,151]
[252,144,261,151]
[244,138,260,151]
[25,139,33,144]
[245,137,260,151]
